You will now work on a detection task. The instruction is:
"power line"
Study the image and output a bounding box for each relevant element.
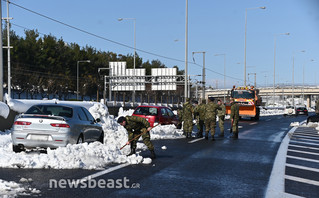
[7,1,246,84]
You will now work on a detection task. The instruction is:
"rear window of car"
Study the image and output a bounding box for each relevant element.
[25,105,73,118]
[134,107,158,116]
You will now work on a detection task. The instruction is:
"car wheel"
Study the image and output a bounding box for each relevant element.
[13,145,23,153]
[77,135,84,144]
[98,132,104,144]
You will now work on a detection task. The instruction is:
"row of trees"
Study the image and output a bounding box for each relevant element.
[2,29,184,100]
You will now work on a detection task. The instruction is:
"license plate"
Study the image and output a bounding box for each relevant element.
[30,135,49,141]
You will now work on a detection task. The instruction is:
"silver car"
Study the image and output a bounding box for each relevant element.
[11,103,104,152]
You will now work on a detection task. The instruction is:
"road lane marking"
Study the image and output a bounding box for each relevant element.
[286,163,319,173]
[287,155,319,163]
[77,163,130,184]
[290,140,319,146]
[288,149,319,156]
[285,175,319,186]
[188,137,205,143]
[291,136,319,142]
[288,144,319,151]
[249,122,258,125]
[265,127,297,198]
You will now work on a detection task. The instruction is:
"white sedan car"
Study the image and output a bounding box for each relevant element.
[11,103,104,152]
[283,106,296,116]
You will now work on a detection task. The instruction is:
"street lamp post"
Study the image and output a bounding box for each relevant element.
[303,59,315,106]
[185,0,188,101]
[0,0,3,101]
[244,6,266,86]
[273,33,289,105]
[192,51,206,100]
[118,17,136,105]
[215,53,226,102]
[77,60,90,100]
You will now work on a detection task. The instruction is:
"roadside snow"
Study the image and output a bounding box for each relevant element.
[0,178,40,197]
[0,98,184,170]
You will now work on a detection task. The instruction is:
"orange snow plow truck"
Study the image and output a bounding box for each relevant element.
[226,86,262,120]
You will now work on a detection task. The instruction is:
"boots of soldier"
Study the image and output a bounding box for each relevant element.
[229,133,238,139]
[211,136,215,141]
[218,133,224,137]
[205,133,208,140]
[150,150,156,159]
[127,148,136,156]
[187,132,192,139]
[197,132,203,138]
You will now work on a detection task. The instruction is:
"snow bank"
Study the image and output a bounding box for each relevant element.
[0,98,185,170]
[5,95,102,113]
[260,108,284,116]
[0,102,10,119]
[151,125,184,140]
[0,178,40,197]
[290,122,300,127]
[117,107,134,118]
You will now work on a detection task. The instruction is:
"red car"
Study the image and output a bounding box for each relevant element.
[132,105,181,128]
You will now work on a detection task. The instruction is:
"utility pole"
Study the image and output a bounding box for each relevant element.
[3,0,13,97]
[0,0,3,102]
[184,0,188,101]
[192,51,206,100]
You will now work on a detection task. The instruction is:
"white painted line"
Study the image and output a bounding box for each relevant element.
[249,122,258,125]
[293,133,319,138]
[293,133,319,137]
[265,127,297,198]
[188,137,205,144]
[285,175,319,186]
[287,155,319,163]
[288,144,319,151]
[290,140,319,147]
[290,137,319,143]
[288,149,319,156]
[77,163,130,184]
[282,192,305,198]
[238,126,243,129]
[286,163,319,173]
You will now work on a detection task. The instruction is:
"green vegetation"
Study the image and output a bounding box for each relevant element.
[3,29,184,100]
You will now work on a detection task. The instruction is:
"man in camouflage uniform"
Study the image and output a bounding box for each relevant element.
[217,99,226,137]
[182,98,194,138]
[117,116,156,159]
[230,98,240,139]
[205,97,221,141]
[194,99,206,138]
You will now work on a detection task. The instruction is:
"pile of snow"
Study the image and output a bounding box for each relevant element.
[260,108,284,116]
[290,122,300,127]
[0,178,40,197]
[117,107,134,118]
[0,101,10,119]
[150,125,184,140]
[0,98,185,170]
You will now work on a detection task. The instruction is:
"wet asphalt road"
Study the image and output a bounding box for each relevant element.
[0,114,309,197]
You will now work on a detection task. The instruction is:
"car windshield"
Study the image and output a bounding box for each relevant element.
[25,105,73,118]
[232,90,255,99]
[134,107,158,116]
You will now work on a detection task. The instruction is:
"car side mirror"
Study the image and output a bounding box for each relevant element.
[95,118,101,123]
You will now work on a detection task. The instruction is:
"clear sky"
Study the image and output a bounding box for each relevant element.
[3,0,319,89]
